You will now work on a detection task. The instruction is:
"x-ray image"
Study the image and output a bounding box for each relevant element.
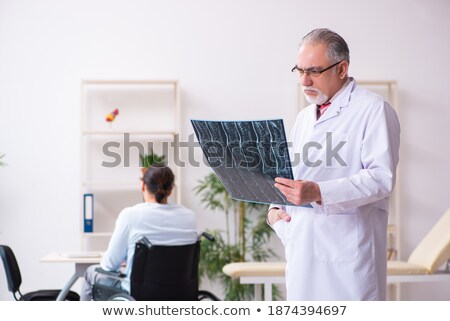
[192,119,305,206]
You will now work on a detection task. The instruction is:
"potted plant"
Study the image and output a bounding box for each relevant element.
[195,173,279,300]
[0,153,6,167]
[139,149,166,175]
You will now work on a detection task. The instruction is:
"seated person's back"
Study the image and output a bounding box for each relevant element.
[80,164,197,300]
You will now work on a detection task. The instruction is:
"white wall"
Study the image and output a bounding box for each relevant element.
[0,0,449,301]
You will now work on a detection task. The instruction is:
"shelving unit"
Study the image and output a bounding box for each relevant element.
[356,81,400,262]
[80,80,180,251]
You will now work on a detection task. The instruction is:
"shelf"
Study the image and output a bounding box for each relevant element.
[82,182,142,189]
[83,232,113,237]
[82,79,178,85]
[81,79,181,251]
[81,80,180,134]
[356,80,397,86]
[82,131,177,136]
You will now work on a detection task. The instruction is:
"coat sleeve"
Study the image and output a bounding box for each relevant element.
[317,102,400,214]
[100,208,130,271]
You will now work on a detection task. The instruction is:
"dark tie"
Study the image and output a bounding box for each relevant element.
[317,102,331,119]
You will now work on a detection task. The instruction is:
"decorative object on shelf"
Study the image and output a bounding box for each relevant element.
[83,193,94,233]
[195,173,280,300]
[105,108,119,124]
[0,153,6,167]
[139,150,166,175]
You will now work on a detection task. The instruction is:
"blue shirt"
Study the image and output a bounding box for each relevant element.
[100,202,198,291]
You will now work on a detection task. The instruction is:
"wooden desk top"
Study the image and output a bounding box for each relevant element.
[41,252,103,264]
[223,262,286,278]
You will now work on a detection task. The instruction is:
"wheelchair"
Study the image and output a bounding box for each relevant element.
[93,232,219,301]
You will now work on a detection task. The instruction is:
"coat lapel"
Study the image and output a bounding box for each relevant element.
[315,79,355,125]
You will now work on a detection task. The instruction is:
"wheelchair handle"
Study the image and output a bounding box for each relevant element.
[200,232,215,242]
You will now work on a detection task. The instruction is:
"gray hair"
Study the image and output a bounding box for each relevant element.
[300,28,350,64]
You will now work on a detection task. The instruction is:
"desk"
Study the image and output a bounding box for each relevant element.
[41,252,102,301]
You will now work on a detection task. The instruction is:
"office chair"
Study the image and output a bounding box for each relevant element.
[93,233,220,301]
[0,245,80,301]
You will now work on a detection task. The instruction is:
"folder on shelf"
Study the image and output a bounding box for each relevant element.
[83,193,94,233]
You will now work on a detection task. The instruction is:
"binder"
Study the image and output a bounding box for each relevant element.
[83,193,94,233]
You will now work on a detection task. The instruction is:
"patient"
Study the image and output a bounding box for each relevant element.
[80,164,198,300]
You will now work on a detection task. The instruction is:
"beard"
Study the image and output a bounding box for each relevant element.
[302,86,329,105]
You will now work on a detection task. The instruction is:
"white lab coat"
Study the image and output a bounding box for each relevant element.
[272,78,400,300]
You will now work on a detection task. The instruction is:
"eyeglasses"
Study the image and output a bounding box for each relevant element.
[291,60,343,77]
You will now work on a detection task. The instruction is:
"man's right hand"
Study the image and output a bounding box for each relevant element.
[268,207,291,225]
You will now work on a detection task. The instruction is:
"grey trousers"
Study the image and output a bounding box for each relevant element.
[80,264,123,301]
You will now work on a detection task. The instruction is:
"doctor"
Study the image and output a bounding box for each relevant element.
[268,28,400,300]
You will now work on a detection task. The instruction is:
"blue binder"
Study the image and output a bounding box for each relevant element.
[83,193,94,233]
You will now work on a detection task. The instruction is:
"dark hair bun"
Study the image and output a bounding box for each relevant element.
[143,164,174,204]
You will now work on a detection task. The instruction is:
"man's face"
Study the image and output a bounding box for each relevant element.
[296,42,345,105]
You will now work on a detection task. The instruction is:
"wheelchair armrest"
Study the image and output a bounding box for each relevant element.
[95,267,126,279]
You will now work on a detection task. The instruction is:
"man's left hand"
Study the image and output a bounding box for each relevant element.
[274,177,322,205]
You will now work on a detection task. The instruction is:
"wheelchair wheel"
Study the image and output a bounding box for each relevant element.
[107,293,136,301]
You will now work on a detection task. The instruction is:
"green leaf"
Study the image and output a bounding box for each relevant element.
[195,173,280,300]
[0,153,6,167]
[139,149,166,168]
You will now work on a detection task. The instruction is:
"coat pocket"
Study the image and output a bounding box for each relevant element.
[313,213,359,262]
